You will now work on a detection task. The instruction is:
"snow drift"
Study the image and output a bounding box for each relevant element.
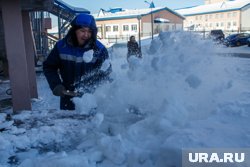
[0,31,250,167]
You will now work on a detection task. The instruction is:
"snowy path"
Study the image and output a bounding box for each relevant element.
[1,32,250,167]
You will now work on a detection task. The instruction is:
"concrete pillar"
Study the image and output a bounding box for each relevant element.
[22,11,38,99]
[1,0,31,112]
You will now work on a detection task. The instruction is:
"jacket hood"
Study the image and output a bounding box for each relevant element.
[70,14,98,42]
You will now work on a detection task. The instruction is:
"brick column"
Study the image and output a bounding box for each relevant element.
[22,11,38,99]
[1,0,31,112]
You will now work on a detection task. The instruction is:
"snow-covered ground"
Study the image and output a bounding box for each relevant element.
[0,32,250,167]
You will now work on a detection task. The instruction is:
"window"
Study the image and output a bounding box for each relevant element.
[131,24,137,31]
[166,25,169,30]
[172,25,175,30]
[233,12,237,17]
[195,16,198,20]
[105,26,111,32]
[242,33,250,37]
[113,25,118,32]
[123,25,129,31]
[199,15,202,20]
[227,22,231,28]
[220,22,224,27]
[215,14,218,19]
[233,21,237,26]
[210,23,213,27]
[209,14,213,19]
[97,27,102,33]
[216,23,219,27]
[227,12,231,18]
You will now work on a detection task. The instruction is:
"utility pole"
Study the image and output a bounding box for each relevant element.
[137,15,142,49]
[144,0,155,40]
[150,8,153,40]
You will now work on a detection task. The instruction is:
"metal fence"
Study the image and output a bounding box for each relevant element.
[101,28,250,46]
[102,33,153,44]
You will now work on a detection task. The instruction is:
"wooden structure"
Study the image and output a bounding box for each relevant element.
[0,0,89,112]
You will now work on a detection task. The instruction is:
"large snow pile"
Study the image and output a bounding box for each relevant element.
[0,32,250,167]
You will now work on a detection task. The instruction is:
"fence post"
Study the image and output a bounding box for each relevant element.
[203,28,206,39]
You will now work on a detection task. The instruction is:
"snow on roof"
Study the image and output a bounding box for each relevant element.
[54,0,90,14]
[154,18,170,23]
[175,0,250,16]
[93,7,162,19]
[93,7,184,20]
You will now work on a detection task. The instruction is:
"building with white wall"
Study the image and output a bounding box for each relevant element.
[175,0,250,31]
[93,7,184,42]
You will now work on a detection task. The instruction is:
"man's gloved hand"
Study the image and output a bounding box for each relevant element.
[52,84,66,97]
[63,90,83,97]
[53,85,83,97]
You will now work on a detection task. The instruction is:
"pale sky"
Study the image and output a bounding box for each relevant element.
[62,0,204,13]
[50,0,204,27]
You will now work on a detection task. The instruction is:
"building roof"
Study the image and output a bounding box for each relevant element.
[175,0,250,16]
[93,7,185,21]
[54,0,90,14]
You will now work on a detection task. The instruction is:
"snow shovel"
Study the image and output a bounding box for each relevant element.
[62,90,84,97]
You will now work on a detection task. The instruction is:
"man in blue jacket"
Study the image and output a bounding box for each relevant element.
[43,13,111,110]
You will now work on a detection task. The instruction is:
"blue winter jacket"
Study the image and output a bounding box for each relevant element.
[43,14,111,110]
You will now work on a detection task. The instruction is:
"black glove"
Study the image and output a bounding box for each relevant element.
[52,84,66,97]
[63,90,83,97]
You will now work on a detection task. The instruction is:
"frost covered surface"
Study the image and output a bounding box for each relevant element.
[1,32,250,167]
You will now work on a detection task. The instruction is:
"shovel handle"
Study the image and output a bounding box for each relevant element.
[62,90,83,97]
